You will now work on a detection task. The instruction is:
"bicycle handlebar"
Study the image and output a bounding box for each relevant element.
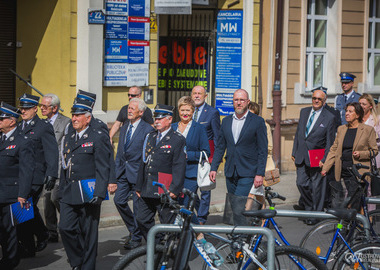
[265,187,286,202]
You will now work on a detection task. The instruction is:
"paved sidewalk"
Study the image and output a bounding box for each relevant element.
[38,171,300,228]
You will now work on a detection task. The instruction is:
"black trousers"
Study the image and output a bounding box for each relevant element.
[0,204,19,267]
[296,163,326,211]
[59,202,101,270]
[135,197,176,240]
[17,185,48,253]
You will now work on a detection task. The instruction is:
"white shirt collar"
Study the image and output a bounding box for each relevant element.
[49,112,59,125]
[233,110,249,120]
[4,127,16,140]
[76,127,89,139]
[130,118,141,129]
[158,127,171,139]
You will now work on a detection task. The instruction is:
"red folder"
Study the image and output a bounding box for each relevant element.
[208,140,215,163]
[158,172,172,194]
[308,149,325,167]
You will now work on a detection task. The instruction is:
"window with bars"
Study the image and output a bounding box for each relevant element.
[368,0,380,88]
[305,0,328,91]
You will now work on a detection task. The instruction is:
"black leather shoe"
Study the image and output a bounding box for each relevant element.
[305,219,318,226]
[72,266,81,270]
[293,204,305,211]
[36,233,49,252]
[124,240,142,250]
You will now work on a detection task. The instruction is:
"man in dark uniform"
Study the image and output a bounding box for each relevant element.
[70,90,117,195]
[0,102,34,269]
[17,94,59,257]
[312,86,341,132]
[59,98,110,270]
[135,104,186,239]
[335,72,361,124]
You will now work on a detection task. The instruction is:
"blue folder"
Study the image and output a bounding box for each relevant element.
[10,197,34,226]
[79,179,109,203]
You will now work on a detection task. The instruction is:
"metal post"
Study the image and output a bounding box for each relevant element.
[146,224,275,270]
[367,197,380,204]
[275,210,370,239]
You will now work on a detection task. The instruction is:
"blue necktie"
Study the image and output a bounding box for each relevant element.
[305,111,316,137]
[156,132,162,146]
[124,124,133,151]
[344,95,348,104]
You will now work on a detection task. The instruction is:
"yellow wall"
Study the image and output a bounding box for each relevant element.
[16,0,77,117]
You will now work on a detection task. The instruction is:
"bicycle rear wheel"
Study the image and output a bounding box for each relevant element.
[112,245,166,270]
[252,245,328,270]
[334,242,380,269]
[369,209,380,240]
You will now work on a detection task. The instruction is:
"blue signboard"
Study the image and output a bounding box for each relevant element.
[105,40,128,63]
[88,9,105,24]
[127,40,149,64]
[215,93,234,115]
[215,10,243,115]
[129,0,150,17]
[128,17,150,40]
[106,2,128,16]
[105,16,128,39]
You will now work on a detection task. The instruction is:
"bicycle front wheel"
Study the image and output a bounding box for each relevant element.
[252,245,328,270]
[112,245,166,270]
[334,242,380,269]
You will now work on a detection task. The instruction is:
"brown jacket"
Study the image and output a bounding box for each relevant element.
[322,123,378,181]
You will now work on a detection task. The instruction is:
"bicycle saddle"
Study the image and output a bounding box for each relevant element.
[326,209,357,221]
[242,209,277,219]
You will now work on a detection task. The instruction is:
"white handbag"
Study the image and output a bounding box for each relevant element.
[197,151,215,191]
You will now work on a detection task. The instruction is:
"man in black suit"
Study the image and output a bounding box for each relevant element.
[292,89,336,225]
[59,98,110,270]
[114,98,154,249]
[191,85,220,225]
[135,104,186,239]
[210,89,268,226]
[109,86,154,144]
[0,102,34,269]
[17,94,59,257]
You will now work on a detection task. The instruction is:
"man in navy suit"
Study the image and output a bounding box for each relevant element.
[191,85,220,224]
[210,89,268,226]
[114,98,154,249]
[292,89,336,225]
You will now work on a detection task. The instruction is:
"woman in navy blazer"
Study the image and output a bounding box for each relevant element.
[172,96,210,223]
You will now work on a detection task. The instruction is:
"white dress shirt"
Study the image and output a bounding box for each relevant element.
[232,110,249,144]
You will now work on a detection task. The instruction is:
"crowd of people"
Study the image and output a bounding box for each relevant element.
[1,71,380,269]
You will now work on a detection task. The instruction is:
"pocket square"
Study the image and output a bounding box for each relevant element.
[319,123,325,127]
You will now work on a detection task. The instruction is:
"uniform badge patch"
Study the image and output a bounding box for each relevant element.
[160,145,171,149]
[82,142,93,147]
[9,137,14,142]
[30,132,34,135]
[83,134,88,139]
[6,145,16,149]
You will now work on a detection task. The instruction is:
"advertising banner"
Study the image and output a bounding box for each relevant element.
[158,37,209,92]
[155,0,191,14]
[105,40,128,63]
[127,40,150,64]
[105,16,128,39]
[126,64,149,86]
[215,10,243,115]
[128,17,150,40]
[104,63,128,86]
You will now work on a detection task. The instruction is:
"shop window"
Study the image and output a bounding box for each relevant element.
[368,0,380,88]
[305,0,328,91]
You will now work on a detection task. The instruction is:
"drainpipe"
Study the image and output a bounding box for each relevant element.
[272,0,284,170]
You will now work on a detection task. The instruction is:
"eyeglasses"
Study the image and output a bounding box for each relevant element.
[39,104,53,109]
[128,94,139,97]
[233,99,248,103]
[312,97,323,101]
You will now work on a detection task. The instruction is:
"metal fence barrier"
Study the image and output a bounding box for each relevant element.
[275,210,370,239]
[146,224,275,270]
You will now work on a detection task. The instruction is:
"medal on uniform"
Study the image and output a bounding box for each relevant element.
[142,133,153,164]
[9,136,14,142]
[83,133,88,139]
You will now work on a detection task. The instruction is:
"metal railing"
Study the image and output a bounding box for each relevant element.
[146,224,275,270]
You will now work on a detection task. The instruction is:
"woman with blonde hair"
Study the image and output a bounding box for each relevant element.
[359,93,380,166]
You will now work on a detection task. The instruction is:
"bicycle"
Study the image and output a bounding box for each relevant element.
[202,186,328,269]
[113,182,326,270]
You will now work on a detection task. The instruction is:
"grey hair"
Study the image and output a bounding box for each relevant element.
[129,98,147,112]
[84,112,92,117]
[130,86,142,95]
[44,93,61,108]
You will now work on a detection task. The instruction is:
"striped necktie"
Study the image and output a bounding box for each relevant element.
[156,132,162,146]
[305,111,316,137]
[194,107,199,122]
[124,124,133,151]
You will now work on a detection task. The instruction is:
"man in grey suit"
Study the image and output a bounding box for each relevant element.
[40,94,71,242]
[114,98,154,249]
[292,89,336,225]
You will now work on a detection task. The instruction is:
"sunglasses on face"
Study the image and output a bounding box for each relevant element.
[128,94,139,97]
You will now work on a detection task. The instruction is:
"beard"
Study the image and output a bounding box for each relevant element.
[234,107,247,115]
